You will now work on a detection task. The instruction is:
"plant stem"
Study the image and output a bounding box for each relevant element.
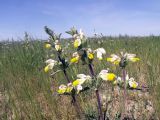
[88,63,103,120]
[64,70,82,118]
[95,89,104,120]
[121,68,127,120]
[57,54,70,83]
[71,95,83,117]
[88,63,95,77]
[57,54,82,118]
[63,69,70,83]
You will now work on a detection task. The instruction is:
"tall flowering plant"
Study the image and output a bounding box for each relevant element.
[66,27,116,120]
[107,52,140,119]
[44,26,85,118]
[42,26,148,119]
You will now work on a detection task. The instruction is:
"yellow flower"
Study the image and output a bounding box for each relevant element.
[106,58,112,62]
[87,48,94,60]
[44,65,49,72]
[57,83,73,94]
[106,73,116,81]
[99,70,116,81]
[107,53,140,66]
[107,58,120,65]
[45,43,51,49]
[57,84,67,94]
[88,53,94,60]
[131,82,138,88]
[128,78,138,89]
[107,54,121,65]
[74,38,81,48]
[44,59,57,72]
[70,52,80,63]
[123,53,140,63]
[129,57,140,62]
[73,74,91,87]
[66,83,73,93]
[73,79,86,87]
[70,57,79,63]
[73,80,80,86]
[66,87,73,93]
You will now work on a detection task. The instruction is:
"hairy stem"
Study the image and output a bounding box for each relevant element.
[88,63,103,120]
[88,63,95,77]
[57,55,70,83]
[95,89,104,120]
[121,68,127,120]
[63,69,70,83]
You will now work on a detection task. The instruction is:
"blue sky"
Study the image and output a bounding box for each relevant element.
[0,0,160,39]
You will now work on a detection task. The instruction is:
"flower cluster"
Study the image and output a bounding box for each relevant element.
[44,26,62,52]
[107,52,140,68]
[113,74,139,89]
[58,74,91,94]
[70,47,106,64]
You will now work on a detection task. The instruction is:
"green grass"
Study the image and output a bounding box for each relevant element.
[0,36,160,119]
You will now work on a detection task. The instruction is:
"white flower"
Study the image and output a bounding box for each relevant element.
[125,74,129,81]
[110,54,121,61]
[67,83,72,87]
[107,54,121,65]
[113,76,122,85]
[73,34,78,38]
[76,84,83,93]
[54,40,61,51]
[77,74,91,80]
[95,48,106,60]
[124,74,138,89]
[44,59,57,72]
[72,74,91,87]
[57,84,67,94]
[59,84,67,90]
[99,69,109,75]
[124,53,135,59]
[55,40,59,44]
[72,52,79,57]
[117,77,122,81]
[107,52,139,65]
[87,48,93,53]
[128,78,138,89]
[99,69,116,81]
[122,52,140,62]
[124,53,136,58]
[79,29,84,39]
[45,59,56,64]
